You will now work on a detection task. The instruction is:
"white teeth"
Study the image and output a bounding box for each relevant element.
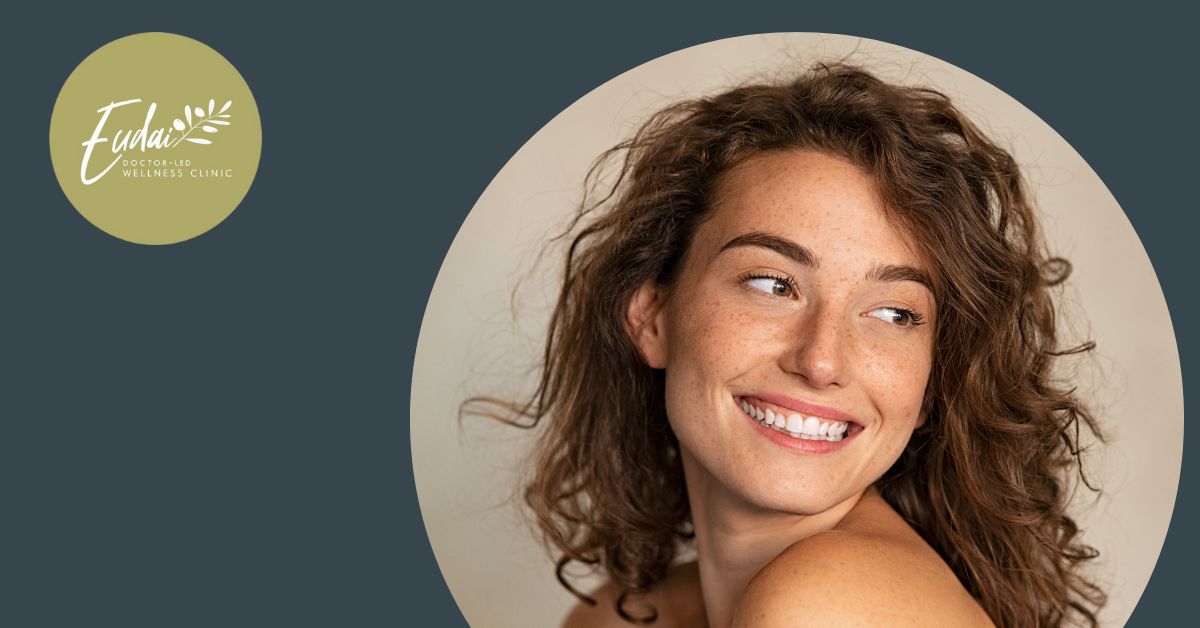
[740,398,852,443]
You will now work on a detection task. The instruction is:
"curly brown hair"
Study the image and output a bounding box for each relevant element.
[465,62,1105,627]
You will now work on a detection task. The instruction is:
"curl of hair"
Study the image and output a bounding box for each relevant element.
[465,63,1105,627]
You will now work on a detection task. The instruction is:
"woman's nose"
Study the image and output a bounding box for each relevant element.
[779,307,847,389]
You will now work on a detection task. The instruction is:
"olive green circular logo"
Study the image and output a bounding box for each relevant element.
[49,32,262,245]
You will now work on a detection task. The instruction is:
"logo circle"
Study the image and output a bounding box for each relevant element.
[49,32,262,245]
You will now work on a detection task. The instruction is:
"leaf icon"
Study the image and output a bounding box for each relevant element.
[185,138,211,145]
[185,106,193,125]
[208,120,230,126]
[201,126,217,133]
[173,119,185,131]
[217,114,231,119]
[219,100,232,114]
[208,99,215,115]
[194,106,205,118]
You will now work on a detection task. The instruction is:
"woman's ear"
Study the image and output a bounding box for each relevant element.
[626,280,669,369]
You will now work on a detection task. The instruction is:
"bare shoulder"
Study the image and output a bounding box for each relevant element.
[733,493,994,628]
[561,561,704,628]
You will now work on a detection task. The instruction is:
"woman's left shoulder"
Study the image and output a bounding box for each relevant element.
[733,494,994,627]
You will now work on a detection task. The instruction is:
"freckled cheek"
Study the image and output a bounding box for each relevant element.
[667,301,784,373]
[661,308,740,445]
[860,341,934,421]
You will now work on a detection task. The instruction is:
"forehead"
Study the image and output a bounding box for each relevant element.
[698,150,926,269]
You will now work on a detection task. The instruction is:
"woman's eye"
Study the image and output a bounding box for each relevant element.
[867,306,925,327]
[745,276,795,298]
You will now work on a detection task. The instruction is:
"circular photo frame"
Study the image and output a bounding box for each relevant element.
[413,32,1181,627]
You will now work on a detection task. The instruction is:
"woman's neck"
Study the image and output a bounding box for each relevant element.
[681,451,866,628]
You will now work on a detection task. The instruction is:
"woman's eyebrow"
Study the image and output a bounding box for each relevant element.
[867,263,933,291]
[719,232,818,269]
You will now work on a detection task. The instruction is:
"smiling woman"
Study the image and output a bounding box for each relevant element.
[621,151,967,626]
[454,60,1110,628]
[629,150,939,509]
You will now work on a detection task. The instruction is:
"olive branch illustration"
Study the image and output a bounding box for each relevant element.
[170,99,232,147]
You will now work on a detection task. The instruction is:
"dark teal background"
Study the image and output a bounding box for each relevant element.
[1,2,1191,626]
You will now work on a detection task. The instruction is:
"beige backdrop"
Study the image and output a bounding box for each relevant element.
[412,33,1182,627]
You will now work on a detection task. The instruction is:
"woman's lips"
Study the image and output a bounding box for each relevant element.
[745,392,859,425]
[735,394,864,452]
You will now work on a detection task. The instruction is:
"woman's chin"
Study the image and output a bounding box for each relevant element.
[725,476,864,518]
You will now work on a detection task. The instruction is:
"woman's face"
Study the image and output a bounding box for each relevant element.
[630,150,936,515]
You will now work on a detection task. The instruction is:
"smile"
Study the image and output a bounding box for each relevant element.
[736,395,863,442]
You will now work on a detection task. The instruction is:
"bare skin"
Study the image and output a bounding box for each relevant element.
[562,486,992,627]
